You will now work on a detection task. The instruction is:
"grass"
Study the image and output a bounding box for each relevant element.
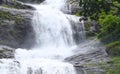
[106,40,120,56]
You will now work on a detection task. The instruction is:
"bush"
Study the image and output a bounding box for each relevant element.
[98,15,120,44]
[106,41,120,56]
[106,57,120,74]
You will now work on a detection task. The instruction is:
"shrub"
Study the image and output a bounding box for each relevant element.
[106,41,120,56]
[98,15,120,44]
[106,57,120,74]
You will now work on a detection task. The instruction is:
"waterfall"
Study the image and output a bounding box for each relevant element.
[66,15,86,44]
[0,0,86,74]
[32,5,74,48]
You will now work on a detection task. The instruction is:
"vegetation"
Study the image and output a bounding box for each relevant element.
[0,10,13,20]
[0,10,23,23]
[79,0,120,19]
[106,57,120,74]
[98,15,120,44]
[106,41,120,56]
[78,0,120,74]
[79,0,112,20]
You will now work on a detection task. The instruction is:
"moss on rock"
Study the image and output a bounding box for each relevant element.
[1,0,34,10]
[0,10,13,20]
[15,15,23,24]
[0,7,35,48]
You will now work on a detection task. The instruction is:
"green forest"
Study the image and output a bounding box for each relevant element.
[78,0,120,74]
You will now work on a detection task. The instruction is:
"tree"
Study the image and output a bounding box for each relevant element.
[98,15,120,43]
[79,0,112,20]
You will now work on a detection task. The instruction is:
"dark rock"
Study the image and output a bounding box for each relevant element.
[79,17,88,22]
[0,6,35,48]
[17,0,44,3]
[14,1,35,10]
[0,0,35,10]
[0,45,15,58]
[66,15,86,44]
[84,20,101,38]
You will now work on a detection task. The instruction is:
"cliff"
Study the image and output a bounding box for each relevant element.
[0,4,35,49]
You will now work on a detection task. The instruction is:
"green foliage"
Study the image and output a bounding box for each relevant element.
[78,0,120,19]
[85,22,91,31]
[75,12,80,16]
[78,0,120,73]
[105,57,120,74]
[0,10,13,20]
[79,0,112,20]
[106,41,120,56]
[15,15,23,24]
[98,15,120,44]
[86,32,96,37]
[2,4,15,8]
[85,21,96,37]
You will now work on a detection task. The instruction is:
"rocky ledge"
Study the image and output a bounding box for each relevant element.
[0,0,35,10]
[65,38,110,74]
[0,6,35,48]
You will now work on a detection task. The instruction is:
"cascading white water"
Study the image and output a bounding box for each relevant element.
[66,15,86,43]
[0,0,86,74]
[32,5,74,48]
[43,0,66,9]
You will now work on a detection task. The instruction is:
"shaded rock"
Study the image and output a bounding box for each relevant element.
[0,6,35,48]
[84,20,101,37]
[65,39,110,65]
[0,45,15,58]
[0,0,35,10]
[65,38,110,74]
[66,15,86,44]
[18,0,44,4]
[0,0,14,5]
[14,1,35,10]
[66,0,80,14]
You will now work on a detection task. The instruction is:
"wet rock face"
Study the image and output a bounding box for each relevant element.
[0,7,35,48]
[66,0,80,14]
[70,20,86,44]
[84,20,101,37]
[0,45,15,58]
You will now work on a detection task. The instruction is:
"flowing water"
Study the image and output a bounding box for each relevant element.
[0,0,86,74]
